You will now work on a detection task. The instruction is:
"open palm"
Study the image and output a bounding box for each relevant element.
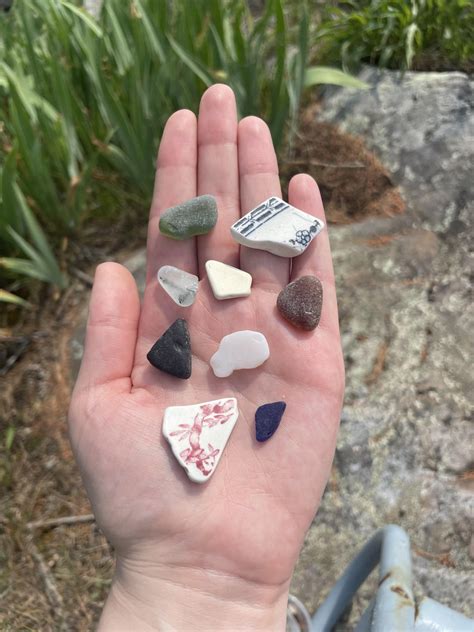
[69,85,344,620]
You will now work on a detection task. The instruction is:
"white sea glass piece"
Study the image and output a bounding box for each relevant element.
[158,265,198,307]
[205,260,252,300]
[210,330,269,378]
[163,398,239,483]
[230,196,324,257]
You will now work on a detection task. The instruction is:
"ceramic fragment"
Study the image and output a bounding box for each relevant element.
[205,260,252,300]
[163,398,239,483]
[230,196,324,257]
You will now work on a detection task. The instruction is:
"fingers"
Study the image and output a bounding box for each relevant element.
[238,117,290,288]
[146,109,198,281]
[134,110,198,362]
[75,263,140,392]
[197,85,240,274]
[288,174,339,333]
[289,175,333,282]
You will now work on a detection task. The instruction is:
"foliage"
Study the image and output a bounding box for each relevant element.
[0,0,360,303]
[318,0,474,72]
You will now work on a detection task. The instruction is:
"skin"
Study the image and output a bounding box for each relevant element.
[69,84,345,631]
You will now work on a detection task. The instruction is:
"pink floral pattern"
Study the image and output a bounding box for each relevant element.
[166,399,237,480]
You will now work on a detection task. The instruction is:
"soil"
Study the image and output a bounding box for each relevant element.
[0,113,406,630]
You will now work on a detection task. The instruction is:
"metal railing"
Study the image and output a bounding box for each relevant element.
[287,525,474,632]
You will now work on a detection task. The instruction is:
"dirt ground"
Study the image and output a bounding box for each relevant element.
[0,116,405,630]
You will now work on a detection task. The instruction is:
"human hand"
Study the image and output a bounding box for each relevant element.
[69,85,344,631]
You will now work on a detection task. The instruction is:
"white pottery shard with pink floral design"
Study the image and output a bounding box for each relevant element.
[162,398,239,483]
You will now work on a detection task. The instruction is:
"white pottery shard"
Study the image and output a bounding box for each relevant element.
[230,196,325,257]
[205,260,252,300]
[158,265,198,307]
[163,398,239,483]
[210,330,269,378]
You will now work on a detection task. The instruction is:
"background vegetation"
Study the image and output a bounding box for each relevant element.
[0,0,364,308]
[318,0,474,72]
[0,0,472,309]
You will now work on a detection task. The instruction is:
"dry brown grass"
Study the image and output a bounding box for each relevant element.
[0,280,114,631]
[280,104,405,223]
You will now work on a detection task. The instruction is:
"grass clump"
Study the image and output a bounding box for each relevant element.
[318,0,474,72]
[0,0,361,304]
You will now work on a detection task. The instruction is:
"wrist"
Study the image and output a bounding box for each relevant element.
[98,556,290,631]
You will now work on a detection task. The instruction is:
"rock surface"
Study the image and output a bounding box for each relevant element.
[277,276,323,331]
[159,194,217,240]
[147,319,192,379]
[290,68,474,621]
[230,196,324,257]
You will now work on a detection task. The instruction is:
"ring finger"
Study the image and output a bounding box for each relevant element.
[238,116,290,288]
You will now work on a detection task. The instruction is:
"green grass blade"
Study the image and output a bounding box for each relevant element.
[5,186,66,287]
[60,1,103,37]
[168,35,213,88]
[305,66,369,89]
[0,63,38,123]
[0,256,50,282]
[0,288,33,308]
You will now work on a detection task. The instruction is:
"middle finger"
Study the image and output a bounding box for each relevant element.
[197,84,240,275]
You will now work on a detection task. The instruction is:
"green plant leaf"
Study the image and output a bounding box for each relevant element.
[0,63,38,123]
[4,185,66,288]
[0,256,44,279]
[5,426,16,451]
[304,66,369,89]
[60,1,103,37]
[168,35,213,88]
[405,22,420,68]
[0,289,32,309]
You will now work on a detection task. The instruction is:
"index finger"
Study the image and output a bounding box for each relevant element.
[133,110,198,369]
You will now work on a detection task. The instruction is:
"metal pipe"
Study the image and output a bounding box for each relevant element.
[414,597,474,632]
[311,525,415,631]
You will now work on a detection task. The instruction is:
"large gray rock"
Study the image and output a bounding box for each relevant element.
[291,69,473,620]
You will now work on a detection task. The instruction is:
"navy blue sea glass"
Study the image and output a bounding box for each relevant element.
[255,401,286,442]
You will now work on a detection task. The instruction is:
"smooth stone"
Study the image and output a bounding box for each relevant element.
[158,265,198,307]
[163,398,239,483]
[230,196,324,257]
[210,330,269,378]
[205,260,252,300]
[255,401,286,442]
[147,318,191,379]
[159,195,217,240]
[277,276,323,330]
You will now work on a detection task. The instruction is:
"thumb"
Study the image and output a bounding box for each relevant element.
[74,262,140,393]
